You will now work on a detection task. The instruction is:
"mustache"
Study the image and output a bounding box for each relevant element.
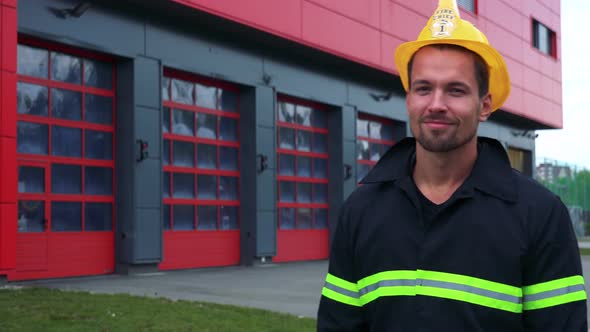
[420,114,458,124]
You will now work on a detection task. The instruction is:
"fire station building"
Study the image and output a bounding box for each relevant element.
[0,0,562,281]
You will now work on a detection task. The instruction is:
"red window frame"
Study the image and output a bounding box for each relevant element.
[162,68,241,231]
[356,113,400,183]
[16,36,116,233]
[276,95,329,230]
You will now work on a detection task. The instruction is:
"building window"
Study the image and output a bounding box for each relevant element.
[356,114,405,183]
[162,69,240,231]
[532,19,556,57]
[508,147,533,177]
[276,97,329,230]
[16,40,116,233]
[458,0,476,13]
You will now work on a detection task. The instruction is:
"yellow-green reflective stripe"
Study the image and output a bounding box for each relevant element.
[325,273,359,293]
[322,287,361,307]
[416,286,523,313]
[524,291,587,310]
[418,270,522,297]
[523,275,585,295]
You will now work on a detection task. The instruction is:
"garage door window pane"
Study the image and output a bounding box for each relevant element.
[85,94,113,124]
[219,117,238,141]
[163,139,170,165]
[297,183,312,203]
[173,173,195,198]
[172,79,194,105]
[18,45,48,78]
[280,208,295,230]
[51,201,81,231]
[279,128,295,150]
[297,131,311,152]
[173,141,195,167]
[297,208,312,229]
[196,84,217,109]
[314,209,328,229]
[52,164,81,194]
[296,105,311,126]
[162,78,170,102]
[313,133,327,153]
[52,88,82,120]
[313,158,327,179]
[198,206,217,230]
[85,167,113,195]
[279,181,295,202]
[18,201,45,232]
[17,83,48,116]
[163,204,171,230]
[278,102,295,123]
[197,144,217,169]
[172,109,194,136]
[312,109,327,129]
[220,206,238,230]
[219,89,238,112]
[52,126,82,157]
[173,205,195,230]
[51,52,81,84]
[163,107,170,133]
[313,183,327,203]
[85,203,112,231]
[279,154,295,176]
[297,156,311,178]
[18,122,48,155]
[219,146,238,170]
[197,175,217,199]
[85,130,112,160]
[197,113,217,139]
[220,176,238,200]
[163,172,170,198]
[84,59,112,89]
[357,141,369,160]
[18,166,44,193]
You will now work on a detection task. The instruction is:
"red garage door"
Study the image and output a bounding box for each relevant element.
[12,38,116,281]
[159,69,240,270]
[274,96,329,262]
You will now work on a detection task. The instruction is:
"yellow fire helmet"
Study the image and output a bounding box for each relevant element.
[394,0,510,112]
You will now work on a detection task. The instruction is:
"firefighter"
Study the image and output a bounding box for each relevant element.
[317,0,587,330]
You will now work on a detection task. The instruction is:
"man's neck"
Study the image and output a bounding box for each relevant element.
[412,140,478,204]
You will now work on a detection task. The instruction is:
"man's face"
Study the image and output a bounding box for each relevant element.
[406,46,491,153]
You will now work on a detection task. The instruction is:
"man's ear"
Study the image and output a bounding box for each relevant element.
[479,93,492,122]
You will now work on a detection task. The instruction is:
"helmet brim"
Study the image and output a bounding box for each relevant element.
[394,39,511,112]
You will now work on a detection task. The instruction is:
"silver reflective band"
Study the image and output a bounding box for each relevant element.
[359,279,416,296]
[324,282,360,299]
[420,279,522,304]
[524,284,586,302]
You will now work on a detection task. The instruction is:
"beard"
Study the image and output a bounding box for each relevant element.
[412,111,480,153]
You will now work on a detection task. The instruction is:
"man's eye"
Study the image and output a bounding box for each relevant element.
[449,88,465,96]
[414,86,430,93]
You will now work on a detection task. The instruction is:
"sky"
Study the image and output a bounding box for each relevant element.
[535,0,590,169]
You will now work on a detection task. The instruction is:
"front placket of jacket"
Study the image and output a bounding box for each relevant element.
[395,176,430,328]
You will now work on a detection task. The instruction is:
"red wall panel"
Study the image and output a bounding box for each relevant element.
[0,2,16,272]
[306,0,381,29]
[160,231,240,270]
[302,1,380,65]
[171,0,563,125]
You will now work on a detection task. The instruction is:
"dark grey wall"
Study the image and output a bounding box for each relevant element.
[19,0,538,265]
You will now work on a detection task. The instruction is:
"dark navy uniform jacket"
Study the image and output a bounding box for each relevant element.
[317,137,587,331]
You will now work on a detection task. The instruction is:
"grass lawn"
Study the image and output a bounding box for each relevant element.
[0,287,315,332]
[580,248,590,256]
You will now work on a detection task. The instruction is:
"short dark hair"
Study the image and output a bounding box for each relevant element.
[407,44,489,98]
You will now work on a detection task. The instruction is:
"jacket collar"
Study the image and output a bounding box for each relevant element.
[360,137,517,202]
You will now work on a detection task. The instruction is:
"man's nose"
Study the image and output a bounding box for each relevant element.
[427,90,448,112]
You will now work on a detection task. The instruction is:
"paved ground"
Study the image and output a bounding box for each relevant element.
[10,256,590,323]
[12,260,328,318]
